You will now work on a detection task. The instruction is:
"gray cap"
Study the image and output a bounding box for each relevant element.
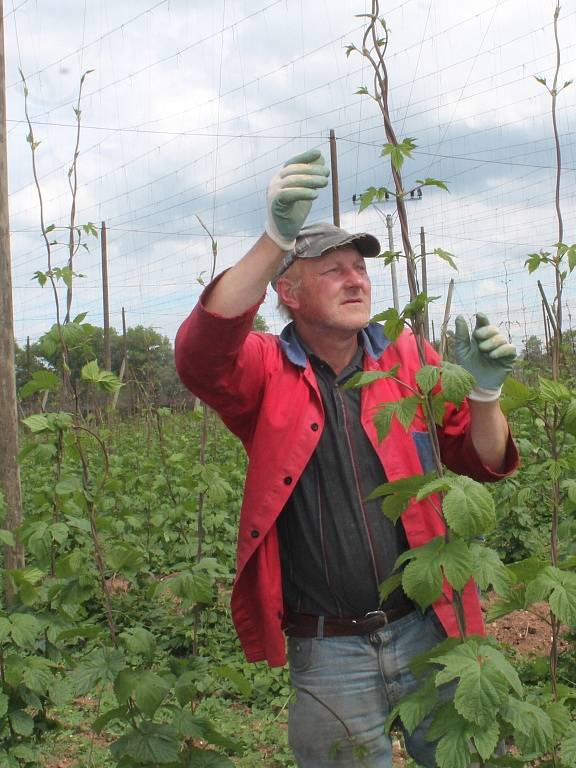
[271,222,381,290]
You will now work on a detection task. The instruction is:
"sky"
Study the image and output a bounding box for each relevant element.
[5,0,576,350]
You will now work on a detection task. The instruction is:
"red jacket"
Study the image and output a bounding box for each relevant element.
[175,281,518,667]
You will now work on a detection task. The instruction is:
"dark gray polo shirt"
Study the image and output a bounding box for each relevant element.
[277,339,413,618]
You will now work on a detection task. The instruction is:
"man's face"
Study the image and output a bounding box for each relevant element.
[280,246,372,334]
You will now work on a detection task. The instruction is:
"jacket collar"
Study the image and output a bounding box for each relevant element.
[279,322,391,368]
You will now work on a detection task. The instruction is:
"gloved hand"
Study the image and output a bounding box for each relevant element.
[265,149,330,250]
[454,313,517,401]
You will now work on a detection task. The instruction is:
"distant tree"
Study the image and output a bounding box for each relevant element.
[252,313,269,333]
[115,325,185,407]
[516,334,548,385]
[13,339,47,392]
[522,334,545,365]
[17,322,190,411]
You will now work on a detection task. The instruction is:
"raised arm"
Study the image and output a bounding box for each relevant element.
[454,313,517,472]
[205,149,329,317]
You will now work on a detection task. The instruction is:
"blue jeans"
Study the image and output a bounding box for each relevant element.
[287,609,448,768]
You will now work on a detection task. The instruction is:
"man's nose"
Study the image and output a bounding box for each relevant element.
[344,267,367,287]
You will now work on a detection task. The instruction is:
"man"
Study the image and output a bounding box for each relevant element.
[175,149,518,767]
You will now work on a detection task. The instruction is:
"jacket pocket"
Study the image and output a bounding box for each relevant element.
[412,430,435,474]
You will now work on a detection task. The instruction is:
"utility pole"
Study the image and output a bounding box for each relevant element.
[351,187,422,313]
[101,221,111,371]
[542,299,551,356]
[419,227,429,340]
[566,301,576,356]
[385,215,399,311]
[112,306,128,412]
[503,262,512,343]
[440,278,455,359]
[329,129,340,227]
[0,0,25,600]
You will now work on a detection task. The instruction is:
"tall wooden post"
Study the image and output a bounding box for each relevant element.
[101,221,111,371]
[111,306,128,412]
[329,129,340,227]
[420,226,429,341]
[385,214,399,311]
[0,0,25,600]
[542,299,550,356]
[440,278,455,359]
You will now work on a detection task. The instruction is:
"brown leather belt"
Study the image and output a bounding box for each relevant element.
[284,604,414,638]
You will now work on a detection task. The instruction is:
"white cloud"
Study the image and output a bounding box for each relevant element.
[5,0,575,347]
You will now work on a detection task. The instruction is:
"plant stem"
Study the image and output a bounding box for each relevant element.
[550,4,563,347]
[192,216,219,655]
[361,0,465,637]
[0,647,16,740]
[155,409,177,505]
[51,431,63,578]
[546,0,564,703]
[65,70,92,323]
[20,71,70,400]
[73,426,118,647]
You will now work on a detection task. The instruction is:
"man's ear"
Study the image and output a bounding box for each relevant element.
[276,277,300,311]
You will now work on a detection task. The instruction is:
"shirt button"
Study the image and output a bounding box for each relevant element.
[310,422,319,431]
[250,529,260,538]
[283,476,293,485]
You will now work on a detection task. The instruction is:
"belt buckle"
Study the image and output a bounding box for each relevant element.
[364,610,388,626]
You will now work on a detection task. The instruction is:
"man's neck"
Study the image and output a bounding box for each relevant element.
[294,324,361,375]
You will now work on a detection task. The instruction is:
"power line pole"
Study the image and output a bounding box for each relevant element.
[503,262,513,343]
[440,278,455,359]
[351,188,421,313]
[385,214,399,311]
[0,0,25,600]
[101,221,111,371]
[542,299,551,356]
[329,129,340,227]
[420,226,429,340]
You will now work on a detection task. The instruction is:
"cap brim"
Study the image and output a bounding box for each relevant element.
[315,231,381,259]
[271,230,381,290]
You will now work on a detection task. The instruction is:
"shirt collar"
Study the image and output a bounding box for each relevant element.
[279,322,391,369]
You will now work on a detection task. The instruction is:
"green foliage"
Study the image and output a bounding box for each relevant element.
[341,366,400,391]
[380,137,417,172]
[370,307,404,340]
[81,359,123,393]
[350,6,576,767]
[440,361,475,406]
[433,247,457,270]
[415,177,449,192]
[18,322,189,410]
[18,370,59,400]
[441,476,495,537]
[525,249,552,274]
[7,411,252,767]
[357,185,393,211]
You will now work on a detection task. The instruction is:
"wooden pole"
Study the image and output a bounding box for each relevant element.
[112,306,128,412]
[542,299,551,356]
[101,221,111,371]
[440,278,455,359]
[0,0,25,599]
[329,129,340,227]
[385,214,399,311]
[420,227,429,340]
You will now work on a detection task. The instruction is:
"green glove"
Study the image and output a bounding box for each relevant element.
[454,313,517,399]
[265,149,330,250]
